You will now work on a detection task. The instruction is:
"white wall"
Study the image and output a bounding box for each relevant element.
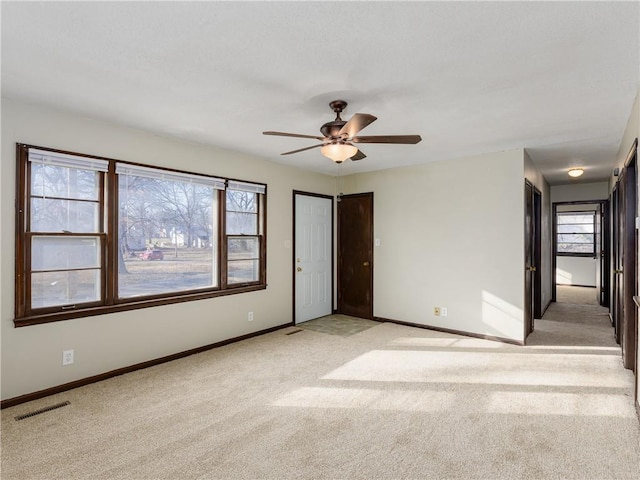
[556,257,597,286]
[551,182,609,203]
[1,98,335,400]
[341,149,526,343]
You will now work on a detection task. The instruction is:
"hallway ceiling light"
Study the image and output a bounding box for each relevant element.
[568,168,584,178]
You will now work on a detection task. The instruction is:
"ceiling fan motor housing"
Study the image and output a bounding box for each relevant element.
[320,120,347,138]
[321,100,349,138]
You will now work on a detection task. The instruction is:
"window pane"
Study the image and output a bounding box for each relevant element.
[31,164,99,200]
[31,269,101,308]
[558,224,593,234]
[32,236,100,271]
[31,198,100,232]
[558,233,593,244]
[228,260,259,284]
[118,247,216,297]
[558,243,594,254]
[558,214,594,224]
[226,190,257,213]
[228,237,259,260]
[118,172,218,298]
[226,212,258,235]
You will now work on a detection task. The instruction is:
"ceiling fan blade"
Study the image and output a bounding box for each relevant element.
[350,149,367,161]
[352,135,422,144]
[281,143,325,155]
[338,113,377,138]
[263,131,325,141]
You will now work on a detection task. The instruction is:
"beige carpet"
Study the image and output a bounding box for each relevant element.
[298,314,380,336]
[556,285,599,305]
[2,306,639,479]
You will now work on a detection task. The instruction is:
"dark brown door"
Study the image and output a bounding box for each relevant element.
[533,189,542,319]
[622,155,637,371]
[601,200,610,308]
[613,184,623,342]
[524,182,535,338]
[338,193,373,319]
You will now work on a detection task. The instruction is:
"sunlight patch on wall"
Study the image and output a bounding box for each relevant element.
[556,268,573,285]
[481,291,522,339]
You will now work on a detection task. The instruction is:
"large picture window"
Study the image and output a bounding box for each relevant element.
[556,211,596,255]
[15,144,266,326]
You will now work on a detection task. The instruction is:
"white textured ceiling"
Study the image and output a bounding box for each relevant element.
[2,1,639,185]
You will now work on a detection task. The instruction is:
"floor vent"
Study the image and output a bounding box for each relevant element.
[14,401,70,421]
[286,329,303,335]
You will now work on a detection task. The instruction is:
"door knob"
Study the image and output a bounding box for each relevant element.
[297,267,302,272]
[363,261,370,266]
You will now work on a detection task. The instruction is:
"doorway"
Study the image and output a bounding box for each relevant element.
[552,201,607,307]
[337,192,374,319]
[293,192,333,324]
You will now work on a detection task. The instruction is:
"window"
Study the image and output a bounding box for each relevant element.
[27,149,107,310]
[15,144,266,326]
[117,163,223,298]
[225,181,266,285]
[557,211,596,255]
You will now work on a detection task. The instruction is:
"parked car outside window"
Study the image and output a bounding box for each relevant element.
[140,247,164,261]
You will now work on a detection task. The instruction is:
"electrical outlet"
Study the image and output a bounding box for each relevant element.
[434,307,441,316]
[441,307,448,317]
[62,350,74,366]
[248,311,254,322]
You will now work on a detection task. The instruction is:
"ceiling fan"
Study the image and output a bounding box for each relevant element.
[263,100,422,163]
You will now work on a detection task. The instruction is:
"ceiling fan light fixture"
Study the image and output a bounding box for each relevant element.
[568,168,584,178]
[321,143,358,163]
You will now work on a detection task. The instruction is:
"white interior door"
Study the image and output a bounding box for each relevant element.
[295,194,332,324]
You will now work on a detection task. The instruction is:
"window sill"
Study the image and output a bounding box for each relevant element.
[556,253,597,258]
[14,284,267,327]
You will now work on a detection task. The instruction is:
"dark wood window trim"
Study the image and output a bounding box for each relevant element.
[14,143,267,327]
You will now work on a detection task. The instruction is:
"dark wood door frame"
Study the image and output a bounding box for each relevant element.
[292,191,335,323]
[337,192,374,319]
[551,199,608,305]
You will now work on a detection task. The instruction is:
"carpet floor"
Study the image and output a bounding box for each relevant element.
[556,285,599,305]
[2,304,639,479]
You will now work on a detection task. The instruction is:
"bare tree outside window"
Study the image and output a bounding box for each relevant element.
[118,172,217,298]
